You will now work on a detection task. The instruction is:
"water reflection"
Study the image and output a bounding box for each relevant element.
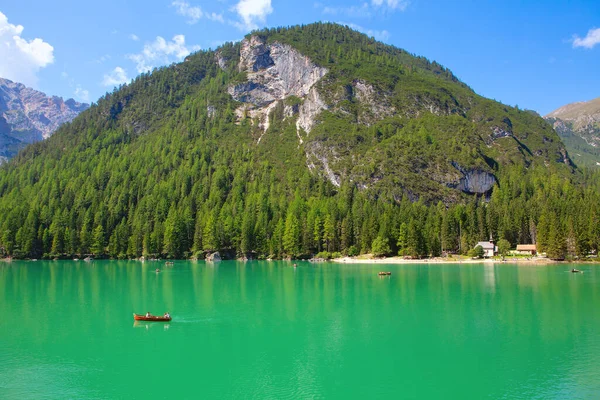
[484,263,496,291]
[132,321,171,331]
[0,261,599,399]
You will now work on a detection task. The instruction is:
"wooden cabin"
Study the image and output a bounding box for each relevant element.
[515,244,537,256]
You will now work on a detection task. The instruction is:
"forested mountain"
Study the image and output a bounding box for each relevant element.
[0,23,597,261]
[0,77,89,164]
[545,97,600,168]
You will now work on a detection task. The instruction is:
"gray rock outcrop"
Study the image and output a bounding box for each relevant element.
[447,162,496,194]
[0,77,89,162]
[228,36,328,133]
[545,97,600,147]
[352,80,395,125]
[206,252,222,262]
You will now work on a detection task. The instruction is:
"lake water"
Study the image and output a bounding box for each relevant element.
[0,260,599,399]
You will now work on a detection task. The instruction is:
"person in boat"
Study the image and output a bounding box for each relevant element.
[164,312,170,318]
[146,311,151,317]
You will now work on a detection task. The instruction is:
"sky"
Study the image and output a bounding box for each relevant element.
[0,0,598,115]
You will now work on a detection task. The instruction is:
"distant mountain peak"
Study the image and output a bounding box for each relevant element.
[546,97,600,119]
[545,96,600,168]
[0,77,89,162]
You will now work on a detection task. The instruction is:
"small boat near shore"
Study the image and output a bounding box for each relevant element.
[378,271,392,276]
[571,268,583,273]
[133,313,171,322]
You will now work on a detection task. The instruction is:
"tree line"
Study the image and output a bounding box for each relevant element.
[0,22,596,261]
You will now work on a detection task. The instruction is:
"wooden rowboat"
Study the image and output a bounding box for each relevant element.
[378,272,392,276]
[133,313,171,322]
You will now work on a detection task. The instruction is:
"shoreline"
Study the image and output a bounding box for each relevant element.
[2,256,597,265]
[333,256,562,265]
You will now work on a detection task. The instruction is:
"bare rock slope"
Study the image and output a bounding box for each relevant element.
[228,36,329,135]
[546,97,600,147]
[545,97,600,167]
[0,77,89,163]
[225,34,572,200]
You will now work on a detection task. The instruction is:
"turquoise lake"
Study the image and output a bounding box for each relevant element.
[1,260,599,399]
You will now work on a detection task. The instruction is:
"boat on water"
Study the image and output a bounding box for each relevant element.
[378,271,392,276]
[133,313,172,322]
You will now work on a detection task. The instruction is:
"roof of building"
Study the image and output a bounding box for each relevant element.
[516,244,537,251]
[476,241,495,250]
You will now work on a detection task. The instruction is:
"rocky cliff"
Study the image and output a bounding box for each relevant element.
[0,77,89,163]
[0,24,576,207]
[228,36,329,135]
[224,33,572,201]
[545,97,600,167]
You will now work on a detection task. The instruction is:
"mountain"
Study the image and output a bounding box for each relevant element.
[545,97,600,168]
[0,77,89,163]
[0,23,595,261]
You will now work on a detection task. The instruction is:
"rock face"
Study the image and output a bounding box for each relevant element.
[216,28,575,202]
[448,162,496,194]
[228,36,328,133]
[206,252,222,262]
[546,98,600,146]
[545,97,600,167]
[0,77,89,163]
[352,80,396,125]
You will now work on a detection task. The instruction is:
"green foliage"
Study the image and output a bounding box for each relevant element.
[0,23,597,262]
[314,251,341,260]
[497,239,511,257]
[346,245,359,257]
[470,245,485,259]
[372,236,391,257]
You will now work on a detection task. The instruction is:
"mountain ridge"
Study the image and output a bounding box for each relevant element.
[0,77,89,163]
[544,97,600,167]
[0,22,592,261]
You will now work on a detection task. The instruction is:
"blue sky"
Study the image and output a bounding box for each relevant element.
[0,0,598,115]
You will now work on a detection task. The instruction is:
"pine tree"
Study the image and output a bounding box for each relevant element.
[397,222,408,256]
[91,225,106,256]
[283,212,301,257]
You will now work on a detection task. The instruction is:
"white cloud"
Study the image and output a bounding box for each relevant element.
[130,34,139,41]
[322,3,370,17]
[0,11,54,87]
[102,66,129,87]
[371,0,410,11]
[172,0,202,23]
[233,0,273,30]
[60,69,90,102]
[74,85,90,102]
[172,1,224,24]
[341,22,390,41]
[573,27,600,49]
[127,35,200,74]
[93,54,111,64]
[319,0,408,16]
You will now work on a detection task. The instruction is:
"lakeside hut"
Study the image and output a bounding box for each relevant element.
[515,244,537,256]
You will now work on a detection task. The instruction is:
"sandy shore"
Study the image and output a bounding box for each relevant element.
[333,256,557,265]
